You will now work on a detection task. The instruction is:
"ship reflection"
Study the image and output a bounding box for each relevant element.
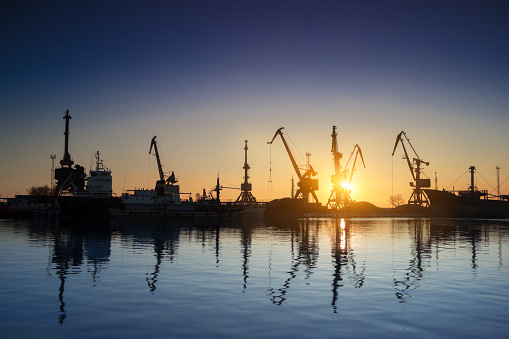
[12,216,504,325]
[50,218,111,324]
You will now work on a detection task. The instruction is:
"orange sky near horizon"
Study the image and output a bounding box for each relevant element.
[1,2,508,206]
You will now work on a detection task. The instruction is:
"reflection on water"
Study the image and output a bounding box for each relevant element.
[392,219,428,303]
[268,219,320,306]
[1,217,509,337]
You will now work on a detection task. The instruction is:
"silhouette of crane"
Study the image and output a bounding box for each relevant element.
[392,131,430,207]
[149,136,177,196]
[268,127,319,203]
[327,126,365,209]
[236,140,257,204]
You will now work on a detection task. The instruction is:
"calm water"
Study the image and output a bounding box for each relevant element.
[1,217,509,338]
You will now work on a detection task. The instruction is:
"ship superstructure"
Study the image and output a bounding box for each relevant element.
[425,166,509,218]
[63,151,114,198]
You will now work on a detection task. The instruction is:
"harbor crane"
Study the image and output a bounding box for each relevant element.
[392,131,430,207]
[53,110,85,197]
[150,136,177,196]
[268,127,319,203]
[236,140,257,204]
[327,126,365,209]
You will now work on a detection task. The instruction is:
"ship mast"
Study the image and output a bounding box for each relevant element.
[469,166,476,192]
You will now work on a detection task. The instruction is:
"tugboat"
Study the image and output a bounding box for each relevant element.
[424,166,509,219]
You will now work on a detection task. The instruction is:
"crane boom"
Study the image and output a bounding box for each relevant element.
[347,144,365,185]
[150,136,165,182]
[392,131,415,181]
[268,127,319,203]
[392,131,430,207]
[268,128,303,180]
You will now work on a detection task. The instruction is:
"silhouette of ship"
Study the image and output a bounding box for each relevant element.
[424,166,509,219]
[120,137,264,218]
[52,110,120,216]
[57,151,121,216]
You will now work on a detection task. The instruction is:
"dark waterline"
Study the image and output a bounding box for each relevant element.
[1,217,509,338]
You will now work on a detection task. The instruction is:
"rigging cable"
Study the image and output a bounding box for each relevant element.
[268,143,273,199]
[445,169,469,190]
[391,156,394,199]
[476,170,497,192]
[365,166,367,201]
[220,178,239,189]
[499,175,509,188]
[284,128,305,169]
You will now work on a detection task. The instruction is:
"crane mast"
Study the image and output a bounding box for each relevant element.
[53,109,85,198]
[236,140,257,204]
[268,127,319,203]
[345,144,365,186]
[392,131,430,207]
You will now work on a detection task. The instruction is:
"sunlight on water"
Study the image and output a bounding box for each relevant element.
[1,217,509,338]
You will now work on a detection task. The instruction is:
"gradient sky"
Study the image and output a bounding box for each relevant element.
[1,0,508,207]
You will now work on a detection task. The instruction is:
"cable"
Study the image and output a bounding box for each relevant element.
[268,143,273,199]
[500,175,509,187]
[445,169,469,190]
[391,156,394,198]
[477,170,497,192]
[284,129,305,167]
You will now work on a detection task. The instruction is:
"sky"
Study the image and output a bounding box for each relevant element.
[1,0,509,207]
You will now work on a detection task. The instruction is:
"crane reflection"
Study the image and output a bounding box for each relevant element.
[330,218,366,312]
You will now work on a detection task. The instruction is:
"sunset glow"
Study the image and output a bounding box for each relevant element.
[1,1,508,207]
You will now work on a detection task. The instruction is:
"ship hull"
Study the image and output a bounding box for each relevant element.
[58,196,121,216]
[424,189,509,219]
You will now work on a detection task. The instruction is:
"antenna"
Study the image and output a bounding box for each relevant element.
[291,175,294,199]
[50,154,56,190]
[497,166,500,199]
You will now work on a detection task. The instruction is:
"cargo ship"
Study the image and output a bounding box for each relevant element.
[120,137,264,218]
[51,110,120,216]
[424,166,509,219]
[57,151,121,216]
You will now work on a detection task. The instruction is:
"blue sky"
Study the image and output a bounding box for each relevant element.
[1,1,508,206]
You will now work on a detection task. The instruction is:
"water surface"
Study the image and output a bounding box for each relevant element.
[1,217,508,338]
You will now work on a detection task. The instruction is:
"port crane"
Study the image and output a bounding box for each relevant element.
[268,127,319,203]
[326,126,365,209]
[236,140,257,204]
[150,136,177,196]
[53,110,85,198]
[392,131,430,207]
